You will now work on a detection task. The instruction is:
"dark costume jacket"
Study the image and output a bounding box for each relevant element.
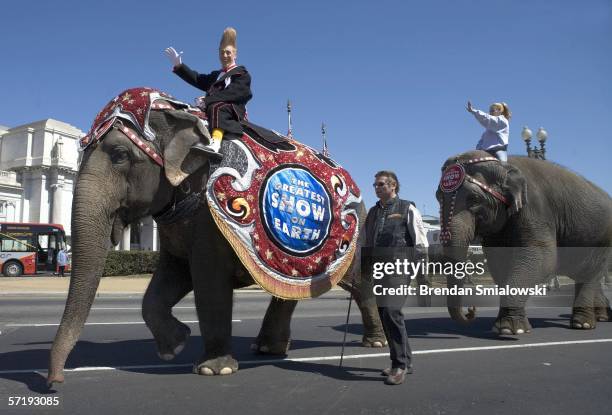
[173,63,252,135]
[366,197,415,248]
[365,196,429,262]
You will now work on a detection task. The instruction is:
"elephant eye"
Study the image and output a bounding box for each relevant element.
[110,146,130,164]
[467,193,483,206]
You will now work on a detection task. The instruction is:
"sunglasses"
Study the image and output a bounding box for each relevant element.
[373,182,388,188]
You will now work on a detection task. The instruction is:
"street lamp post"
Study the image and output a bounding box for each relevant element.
[522,126,548,160]
[523,125,558,289]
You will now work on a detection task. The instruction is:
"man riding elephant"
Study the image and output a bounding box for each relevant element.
[165,27,252,160]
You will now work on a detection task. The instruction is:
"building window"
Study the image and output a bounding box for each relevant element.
[0,200,17,221]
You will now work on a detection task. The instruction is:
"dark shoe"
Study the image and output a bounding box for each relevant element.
[384,367,408,385]
[381,365,413,376]
[190,143,223,160]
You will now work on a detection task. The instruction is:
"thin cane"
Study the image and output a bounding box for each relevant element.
[339,281,354,368]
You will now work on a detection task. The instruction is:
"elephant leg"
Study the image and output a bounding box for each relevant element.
[571,281,600,329]
[190,243,238,376]
[494,281,533,335]
[251,297,297,355]
[594,282,612,322]
[493,276,532,335]
[492,248,556,335]
[338,280,387,347]
[142,252,193,361]
[494,305,532,335]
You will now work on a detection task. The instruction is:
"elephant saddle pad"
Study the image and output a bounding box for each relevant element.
[206,133,362,299]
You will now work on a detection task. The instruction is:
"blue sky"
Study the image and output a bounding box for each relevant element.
[1,0,610,212]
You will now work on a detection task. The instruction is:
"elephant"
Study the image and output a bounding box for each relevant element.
[436,150,612,335]
[47,98,386,386]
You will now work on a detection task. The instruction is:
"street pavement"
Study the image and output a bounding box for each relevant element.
[0,281,611,414]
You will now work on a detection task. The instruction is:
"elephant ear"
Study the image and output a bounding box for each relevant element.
[156,110,212,186]
[501,165,528,215]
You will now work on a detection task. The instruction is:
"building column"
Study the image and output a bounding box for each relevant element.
[122,225,131,251]
[139,216,159,251]
[51,180,64,224]
[152,220,158,251]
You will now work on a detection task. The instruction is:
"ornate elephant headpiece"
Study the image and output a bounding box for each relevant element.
[438,155,515,244]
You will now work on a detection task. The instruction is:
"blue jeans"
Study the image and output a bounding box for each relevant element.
[486,148,507,162]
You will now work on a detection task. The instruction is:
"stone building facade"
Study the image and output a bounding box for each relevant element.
[0,119,157,250]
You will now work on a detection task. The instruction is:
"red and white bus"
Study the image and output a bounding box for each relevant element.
[0,222,70,277]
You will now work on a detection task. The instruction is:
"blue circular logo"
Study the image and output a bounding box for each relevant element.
[261,167,332,255]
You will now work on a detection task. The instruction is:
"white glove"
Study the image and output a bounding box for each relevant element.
[164,47,182,67]
[194,96,206,110]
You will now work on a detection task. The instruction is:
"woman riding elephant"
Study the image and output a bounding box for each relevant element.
[466,101,511,162]
[436,150,612,334]
[165,27,252,160]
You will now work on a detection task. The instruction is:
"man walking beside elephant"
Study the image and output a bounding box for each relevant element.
[365,171,429,385]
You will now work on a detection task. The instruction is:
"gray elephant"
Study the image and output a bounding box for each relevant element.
[436,150,612,334]
[47,92,386,386]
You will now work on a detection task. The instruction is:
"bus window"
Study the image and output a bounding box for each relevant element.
[57,233,66,250]
[37,234,58,270]
[38,234,49,249]
[1,236,33,252]
[48,234,57,266]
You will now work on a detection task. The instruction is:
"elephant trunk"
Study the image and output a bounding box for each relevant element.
[48,174,118,386]
[444,238,476,324]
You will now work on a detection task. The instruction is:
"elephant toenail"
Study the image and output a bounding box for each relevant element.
[259,345,270,352]
[219,367,233,375]
[173,344,185,355]
[372,341,384,348]
[200,367,214,376]
[516,329,524,334]
[583,323,591,329]
[159,353,174,361]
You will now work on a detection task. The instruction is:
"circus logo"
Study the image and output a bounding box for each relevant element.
[260,166,332,256]
[440,164,466,193]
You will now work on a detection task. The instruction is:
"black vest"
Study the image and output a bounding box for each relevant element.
[365,198,415,248]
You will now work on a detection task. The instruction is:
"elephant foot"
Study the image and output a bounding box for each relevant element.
[493,316,532,335]
[594,306,612,322]
[193,354,239,376]
[362,334,388,348]
[155,320,191,361]
[571,307,596,329]
[250,336,291,355]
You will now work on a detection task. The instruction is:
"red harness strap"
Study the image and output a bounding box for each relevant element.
[117,123,164,167]
[465,176,509,205]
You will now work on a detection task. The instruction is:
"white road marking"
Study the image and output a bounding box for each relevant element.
[2,338,611,376]
[91,307,196,310]
[6,320,242,327]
